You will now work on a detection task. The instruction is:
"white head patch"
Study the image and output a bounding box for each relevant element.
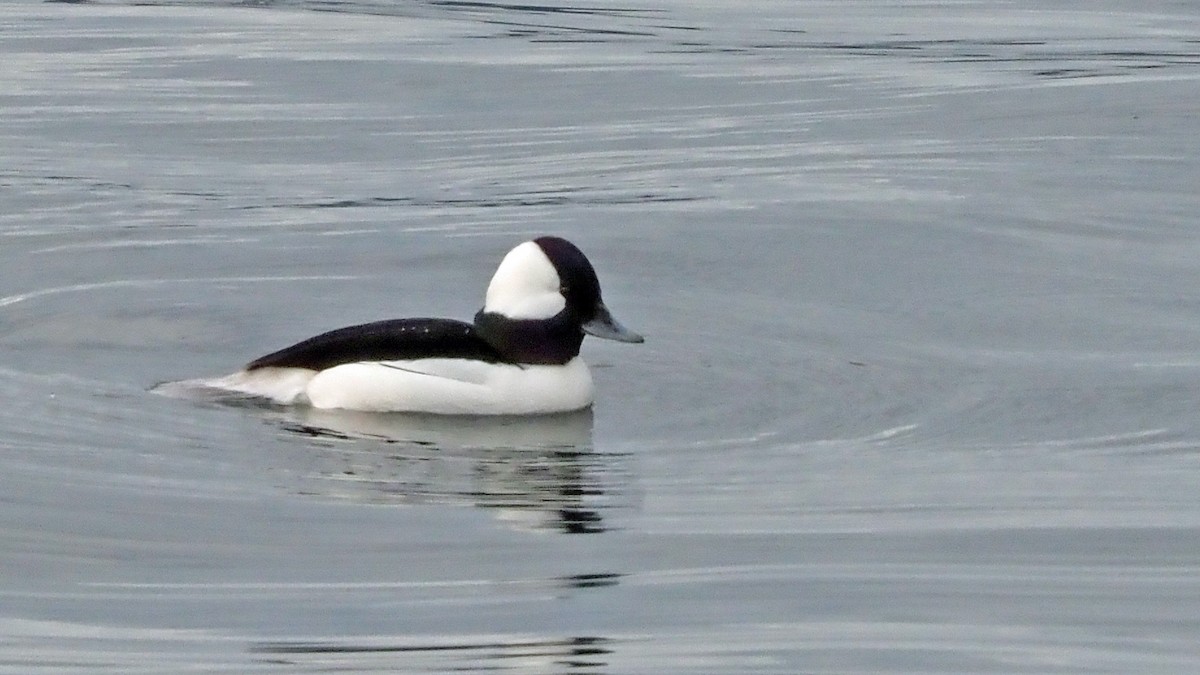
[483,241,566,319]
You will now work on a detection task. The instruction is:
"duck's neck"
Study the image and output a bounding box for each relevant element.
[473,309,584,365]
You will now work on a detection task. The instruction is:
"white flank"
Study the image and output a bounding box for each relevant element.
[154,356,596,414]
[305,357,594,414]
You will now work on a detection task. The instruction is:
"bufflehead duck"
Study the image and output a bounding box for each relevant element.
[167,236,642,414]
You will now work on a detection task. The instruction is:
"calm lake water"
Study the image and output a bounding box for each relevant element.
[3,0,1200,672]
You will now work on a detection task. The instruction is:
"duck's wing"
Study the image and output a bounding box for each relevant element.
[372,358,504,385]
[245,318,502,372]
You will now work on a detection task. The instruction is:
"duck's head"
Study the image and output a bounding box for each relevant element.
[474,236,643,364]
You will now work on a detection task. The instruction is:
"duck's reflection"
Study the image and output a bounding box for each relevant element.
[282,406,596,447]
[265,407,628,534]
[252,635,614,672]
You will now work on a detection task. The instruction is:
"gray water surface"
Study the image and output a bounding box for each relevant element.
[3,1,1200,672]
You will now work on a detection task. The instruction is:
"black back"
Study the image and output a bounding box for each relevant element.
[245,318,503,371]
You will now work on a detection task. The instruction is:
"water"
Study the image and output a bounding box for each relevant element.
[3,0,1200,672]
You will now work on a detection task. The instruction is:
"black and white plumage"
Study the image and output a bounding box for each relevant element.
[156,236,643,414]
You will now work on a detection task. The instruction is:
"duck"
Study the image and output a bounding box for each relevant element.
[168,236,643,414]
